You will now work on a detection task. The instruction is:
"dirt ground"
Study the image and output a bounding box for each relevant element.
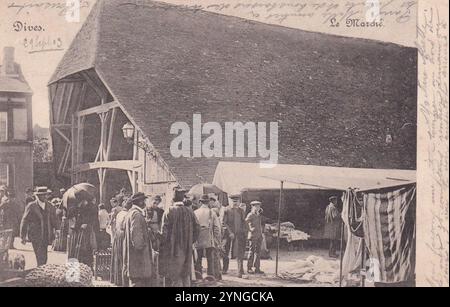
[6,238,339,287]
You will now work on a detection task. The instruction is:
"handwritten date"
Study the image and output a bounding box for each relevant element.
[23,35,63,54]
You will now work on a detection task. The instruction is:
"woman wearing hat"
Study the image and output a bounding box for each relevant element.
[110,198,132,286]
[66,195,99,268]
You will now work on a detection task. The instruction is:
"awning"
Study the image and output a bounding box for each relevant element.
[212,162,416,194]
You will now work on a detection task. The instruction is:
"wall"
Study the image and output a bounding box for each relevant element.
[0,145,33,212]
[33,162,66,193]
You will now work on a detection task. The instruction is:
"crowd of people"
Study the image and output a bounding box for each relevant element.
[104,188,268,287]
[1,184,269,287]
[0,185,65,252]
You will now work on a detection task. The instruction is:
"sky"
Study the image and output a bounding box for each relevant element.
[0,0,417,128]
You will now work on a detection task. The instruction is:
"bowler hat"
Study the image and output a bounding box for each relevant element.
[329,196,338,201]
[34,186,49,195]
[229,194,240,200]
[199,194,210,203]
[250,200,262,206]
[130,192,147,203]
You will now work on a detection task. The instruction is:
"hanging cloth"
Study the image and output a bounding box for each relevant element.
[363,184,416,283]
[341,190,364,279]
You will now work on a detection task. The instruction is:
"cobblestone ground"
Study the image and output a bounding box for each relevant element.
[7,238,335,287]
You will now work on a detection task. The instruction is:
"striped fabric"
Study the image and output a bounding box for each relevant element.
[363,184,416,283]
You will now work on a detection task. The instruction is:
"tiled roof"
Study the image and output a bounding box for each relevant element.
[0,74,32,94]
[50,0,417,188]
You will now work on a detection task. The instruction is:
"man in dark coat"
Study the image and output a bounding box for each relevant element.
[160,190,200,287]
[246,201,265,274]
[222,194,247,278]
[20,187,57,266]
[123,192,153,287]
[25,187,35,205]
[324,196,341,258]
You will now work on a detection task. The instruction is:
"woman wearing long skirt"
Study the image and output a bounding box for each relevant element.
[110,202,131,286]
[53,216,68,252]
[67,199,99,268]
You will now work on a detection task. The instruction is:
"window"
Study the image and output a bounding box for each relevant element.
[0,112,7,141]
[0,163,8,186]
[13,108,28,140]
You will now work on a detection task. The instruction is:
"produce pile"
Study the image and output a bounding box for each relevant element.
[25,263,93,287]
[278,255,339,285]
[267,222,310,242]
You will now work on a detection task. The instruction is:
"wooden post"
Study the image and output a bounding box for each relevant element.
[106,107,117,161]
[71,114,77,184]
[76,116,85,183]
[98,168,107,204]
[275,180,284,276]
[339,220,345,287]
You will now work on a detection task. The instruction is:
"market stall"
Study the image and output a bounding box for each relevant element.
[213,161,416,286]
[263,170,416,287]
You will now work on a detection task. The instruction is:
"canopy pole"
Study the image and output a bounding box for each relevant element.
[360,237,366,287]
[339,219,345,287]
[275,180,284,276]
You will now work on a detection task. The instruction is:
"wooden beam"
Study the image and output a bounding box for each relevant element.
[75,83,87,112]
[54,127,71,144]
[58,143,70,175]
[71,114,78,184]
[62,143,71,174]
[60,83,75,124]
[97,168,105,204]
[56,79,85,83]
[55,83,67,124]
[77,116,85,165]
[81,71,107,100]
[74,160,142,173]
[101,112,110,160]
[106,107,117,161]
[76,101,119,117]
[51,124,72,129]
[127,171,134,191]
[48,83,59,126]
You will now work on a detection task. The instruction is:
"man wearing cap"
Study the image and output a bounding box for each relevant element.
[20,187,57,266]
[193,194,221,280]
[246,200,265,274]
[222,194,247,277]
[324,196,341,258]
[123,192,153,287]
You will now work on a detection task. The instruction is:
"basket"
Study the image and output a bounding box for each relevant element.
[0,229,13,254]
[0,229,13,270]
[93,248,112,281]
